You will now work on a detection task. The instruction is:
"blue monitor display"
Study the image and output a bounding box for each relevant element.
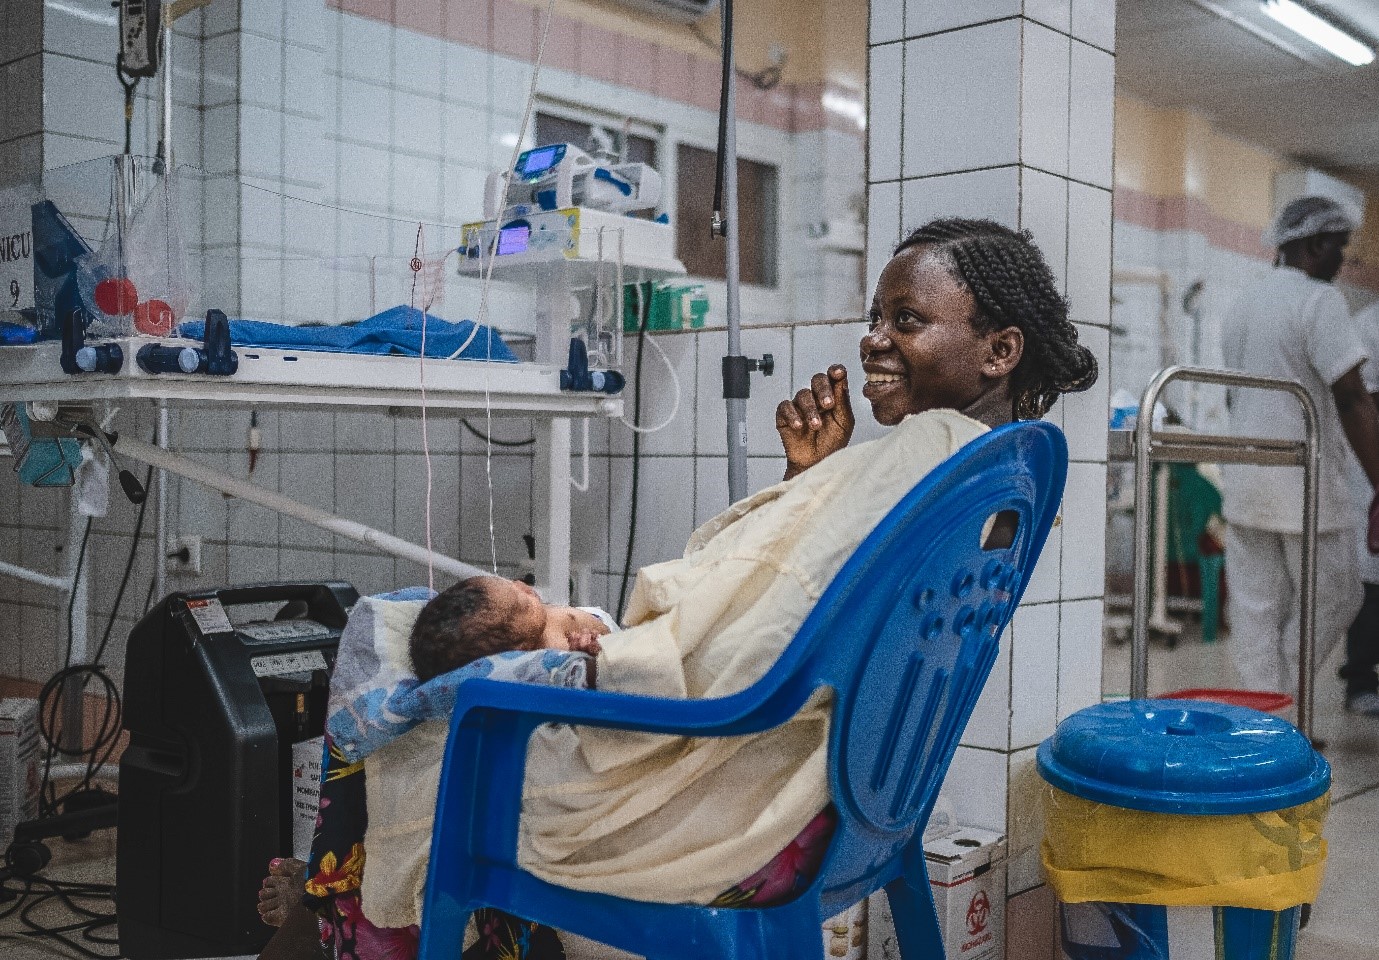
[517,144,565,180]
[497,223,530,256]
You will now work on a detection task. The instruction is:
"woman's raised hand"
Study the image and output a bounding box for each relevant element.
[776,365,854,479]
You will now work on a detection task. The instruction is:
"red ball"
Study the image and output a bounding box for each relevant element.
[133,299,175,336]
[94,277,138,316]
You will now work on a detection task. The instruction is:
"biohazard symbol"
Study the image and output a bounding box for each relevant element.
[965,889,990,936]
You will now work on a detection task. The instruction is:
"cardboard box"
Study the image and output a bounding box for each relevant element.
[926,827,1007,960]
[867,827,1008,960]
[823,899,869,959]
[0,698,40,844]
[291,736,324,862]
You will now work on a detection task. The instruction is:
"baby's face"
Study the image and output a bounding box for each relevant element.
[486,578,611,656]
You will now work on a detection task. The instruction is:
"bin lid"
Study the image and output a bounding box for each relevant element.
[1036,699,1330,815]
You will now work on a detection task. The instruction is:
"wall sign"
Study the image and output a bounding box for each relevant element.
[0,185,38,317]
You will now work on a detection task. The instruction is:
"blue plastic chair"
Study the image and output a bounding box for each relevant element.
[418,420,1067,960]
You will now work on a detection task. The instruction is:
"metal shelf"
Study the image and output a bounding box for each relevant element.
[0,339,622,418]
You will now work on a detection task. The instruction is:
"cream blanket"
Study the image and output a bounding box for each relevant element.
[361,409,986,927]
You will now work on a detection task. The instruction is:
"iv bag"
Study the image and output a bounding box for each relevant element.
[77,167,191,339]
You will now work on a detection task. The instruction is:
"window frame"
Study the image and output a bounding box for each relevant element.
[667,126,790,322]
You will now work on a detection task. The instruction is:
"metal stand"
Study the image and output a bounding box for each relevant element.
[1147,463,1183,639]
[1117,365,1321,740]
[716,0,748,504]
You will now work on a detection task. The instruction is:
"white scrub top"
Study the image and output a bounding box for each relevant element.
[1350,302,1379,582]
[1221,265,1366,534]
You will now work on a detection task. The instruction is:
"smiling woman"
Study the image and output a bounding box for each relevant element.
[778,217,1098,479]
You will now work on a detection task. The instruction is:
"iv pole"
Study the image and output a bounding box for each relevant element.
[714,0,749,503]
[154,12,173,612]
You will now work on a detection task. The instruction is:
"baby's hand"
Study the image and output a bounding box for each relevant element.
[567,632,603,657]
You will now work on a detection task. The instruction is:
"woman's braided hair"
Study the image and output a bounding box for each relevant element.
[896,218,1098,419]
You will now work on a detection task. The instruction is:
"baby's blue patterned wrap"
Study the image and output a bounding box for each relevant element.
[325,587,591,763]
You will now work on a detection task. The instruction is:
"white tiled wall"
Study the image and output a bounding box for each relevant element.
[869,0,1114,934]
[902,21,1021,179]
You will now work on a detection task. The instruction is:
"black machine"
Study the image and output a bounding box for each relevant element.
[117,582,357,959]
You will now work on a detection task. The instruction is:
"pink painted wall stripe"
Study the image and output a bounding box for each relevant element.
[325,0,838,134]
[1114,185,1379,292]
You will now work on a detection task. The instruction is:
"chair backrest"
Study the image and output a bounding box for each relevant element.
[772,420,1066,910]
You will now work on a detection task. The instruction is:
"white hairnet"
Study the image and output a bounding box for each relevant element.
[1264,195,1361,249]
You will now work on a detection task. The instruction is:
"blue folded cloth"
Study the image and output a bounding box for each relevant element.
[0,321,39,345]
[324,587,590,763]
[177,304,517,362]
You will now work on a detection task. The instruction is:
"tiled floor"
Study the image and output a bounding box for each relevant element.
[1104,622,1379,960]
[0,823,255,960]
[2,623,1374,959]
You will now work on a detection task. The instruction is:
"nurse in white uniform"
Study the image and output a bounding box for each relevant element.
[1221,196,1379,695]
[1343,300,1379,714]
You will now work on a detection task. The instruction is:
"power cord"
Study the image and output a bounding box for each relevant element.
[39,455,151,817]
[62,519,94,676]
[616,309,652,620]
[4,446,153,955]
[0,871,118,959]
[36,666,122,821]
[0,817,118,959]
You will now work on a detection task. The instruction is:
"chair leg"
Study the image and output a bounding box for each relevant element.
[417,902,472,960]
[884,874,944,960]
[747,899,826,960]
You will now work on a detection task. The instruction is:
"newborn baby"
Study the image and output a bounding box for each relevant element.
[256,577,615,956]
[408,576,611,683]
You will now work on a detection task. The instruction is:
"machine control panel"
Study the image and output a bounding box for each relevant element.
[250,650,330,680]
[238,620,336,646]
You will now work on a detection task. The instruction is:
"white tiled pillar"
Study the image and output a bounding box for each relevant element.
[0,0,43,187]
[867,3,1113,958]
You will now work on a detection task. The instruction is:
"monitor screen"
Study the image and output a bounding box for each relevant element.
[517,144,564,180]
[497,223,530,256]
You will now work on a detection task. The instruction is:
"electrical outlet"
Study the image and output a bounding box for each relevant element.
[166,535,203,576]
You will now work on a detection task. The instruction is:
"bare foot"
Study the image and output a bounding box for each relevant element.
[258,858,308,928]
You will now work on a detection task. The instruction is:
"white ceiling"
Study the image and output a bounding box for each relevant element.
[1116,0,1379,185]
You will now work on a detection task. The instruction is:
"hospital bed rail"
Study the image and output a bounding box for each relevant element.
[1113,365,1320,740]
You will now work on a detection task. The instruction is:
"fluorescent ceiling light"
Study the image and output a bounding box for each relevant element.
[1261,0,1375,66]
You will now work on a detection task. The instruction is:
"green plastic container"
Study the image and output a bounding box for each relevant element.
[623,283,708,333]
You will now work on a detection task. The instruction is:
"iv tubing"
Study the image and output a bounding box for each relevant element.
[444,0,560,362]
[620,281,683,434]
[571,418,590,492]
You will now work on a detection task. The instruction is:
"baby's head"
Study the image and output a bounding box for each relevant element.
[408,576,609,681]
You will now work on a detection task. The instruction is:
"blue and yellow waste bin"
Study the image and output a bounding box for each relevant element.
[1037,700,1329,960]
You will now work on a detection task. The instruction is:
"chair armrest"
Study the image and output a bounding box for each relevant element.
[451,676,815,738]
